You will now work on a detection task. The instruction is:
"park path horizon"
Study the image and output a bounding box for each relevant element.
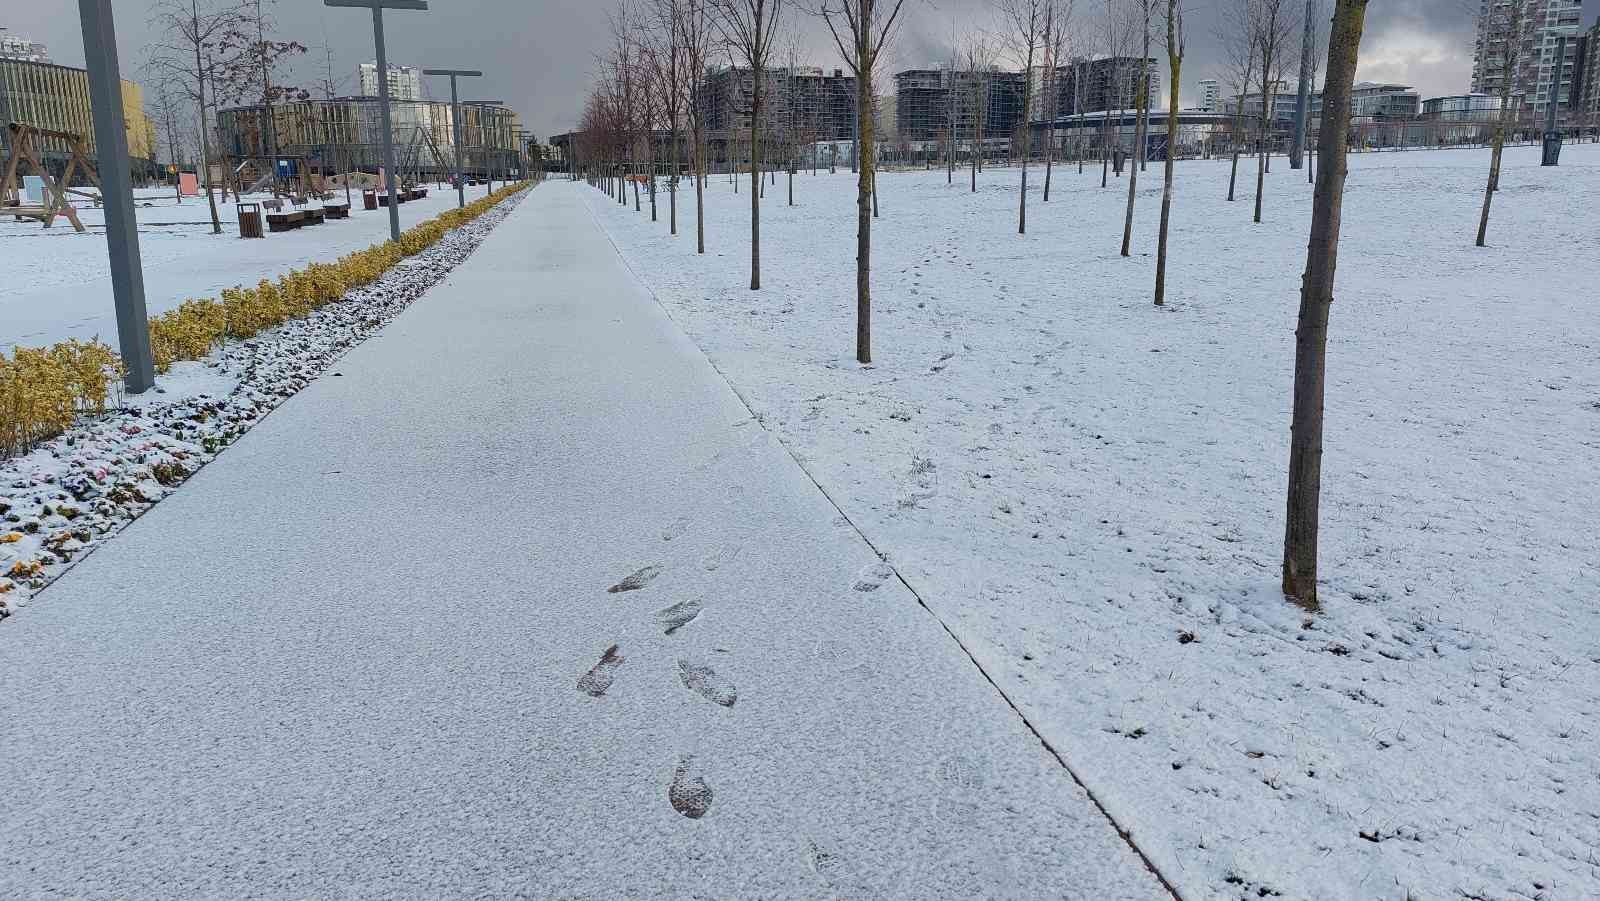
[0,183,1166,899]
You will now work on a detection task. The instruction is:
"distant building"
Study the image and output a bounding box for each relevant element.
[1045,57,1162,117]
[1420,93,1504,121]
[0,28,50,62]
[894,68,1025,145]
[1350,82,1420,119]
[695,65,857,155]
[1226,87,1320,125]
[1579,23,1600,127]
[0,50,157,181]
[1197,78,1220,112]
[1471,0,1582,120]
[358,62,421,101]
[215,96,520,180]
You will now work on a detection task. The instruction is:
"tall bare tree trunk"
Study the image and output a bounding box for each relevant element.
[1283,0,1368,611]
[856,65,874,361]
[750,67,763,289]
[1476,10,1519,247]
[1120,53,1150,257]
[1155,1,1182,306]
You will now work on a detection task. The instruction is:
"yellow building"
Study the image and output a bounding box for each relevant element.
[0,57,158,178]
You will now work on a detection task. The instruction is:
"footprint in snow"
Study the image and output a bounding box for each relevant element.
[577,644,625,697]
[656,599,703,635]
[851,562,896,593]
[678,659,738,707]
[669,755,714,819]
[660,515,691,542]
[700,543,742,573]
[607,565,662,594]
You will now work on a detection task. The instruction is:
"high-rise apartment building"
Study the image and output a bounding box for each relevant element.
[1,28,51,63]
[358,62,422,101]
[1197,78,1221,112]
[1471,0,1583,119]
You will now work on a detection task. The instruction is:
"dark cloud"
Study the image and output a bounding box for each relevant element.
[6,0,1594,137]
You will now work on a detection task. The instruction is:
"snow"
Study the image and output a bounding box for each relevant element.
[0,187,1167,898]
[0,189,527,620]
[0,182,498,352]
[583,144,1600,900]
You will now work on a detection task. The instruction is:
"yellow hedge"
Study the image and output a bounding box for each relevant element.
[0,182,529,458]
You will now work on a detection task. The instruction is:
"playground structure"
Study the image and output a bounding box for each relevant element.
[1,123,103,232]
[396,125,452,192]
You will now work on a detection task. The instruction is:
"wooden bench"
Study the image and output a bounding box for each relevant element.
[263,199,284,213]
[266,210,306,232]
[302,208,326,226]
[323,203,350,219]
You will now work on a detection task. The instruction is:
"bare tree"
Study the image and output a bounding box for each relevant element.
[1153,0,1182,305]
[818,0,912,363]
[998,0,1047,234]
[710,0,786,290]
[960,31,996,192]
[146,0,242,233]
[1249,0,1297,222]
[1118,0,1155,256]
[1097,0,1137,188]
[1476,0,1525,246]
[679,0,718,253]
[1215,0,1256,201]
[150,80,190,203]
[1039,0,1072,202]
[1282,0,1369,611]
[216,0,309,196]
[646,0,691,236]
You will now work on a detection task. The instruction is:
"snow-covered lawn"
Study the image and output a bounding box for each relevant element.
[0,182,499,351]
[0,188,529,620]
[584,144,1600,900]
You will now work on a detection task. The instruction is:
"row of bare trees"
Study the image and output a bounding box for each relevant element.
[577,0,1383,611]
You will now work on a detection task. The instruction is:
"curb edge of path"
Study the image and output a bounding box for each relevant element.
[576,186,1186,901]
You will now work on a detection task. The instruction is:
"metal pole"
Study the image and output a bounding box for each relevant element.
[1291,0,1313,170]
[370,8,401,239]
[79,0,154,393]
[451,76,465,205]
[1541,36,1567,166]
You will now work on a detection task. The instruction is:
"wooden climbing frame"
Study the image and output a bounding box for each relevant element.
[1,123,104,232]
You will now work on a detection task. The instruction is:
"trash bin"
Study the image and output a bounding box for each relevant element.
[362,188,378,211]
[237,202,264,239]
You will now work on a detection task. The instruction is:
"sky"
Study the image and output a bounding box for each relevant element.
[6,1,1597,141]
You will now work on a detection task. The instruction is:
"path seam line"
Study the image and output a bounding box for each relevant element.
[579,186,1185,901]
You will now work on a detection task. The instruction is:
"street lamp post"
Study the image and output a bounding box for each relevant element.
[324,0,427,242]
[78,0,154,393]
[422,68,480,208]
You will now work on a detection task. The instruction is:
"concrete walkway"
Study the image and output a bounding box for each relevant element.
[0,184,1165,899]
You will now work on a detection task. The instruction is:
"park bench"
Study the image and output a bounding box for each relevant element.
[266,210,306,232]
[302,207,326,226]
[323,202,350,219]
[263,198,284,213]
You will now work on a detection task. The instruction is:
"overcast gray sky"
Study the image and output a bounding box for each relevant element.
[7,1,1597,140]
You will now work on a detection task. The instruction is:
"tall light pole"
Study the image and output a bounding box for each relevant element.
[324,0,427,241]
[79,0,154,392]
[1291,0,1313,170]
[422,68,480,208]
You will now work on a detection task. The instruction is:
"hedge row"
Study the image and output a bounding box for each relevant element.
[0,182,527,458]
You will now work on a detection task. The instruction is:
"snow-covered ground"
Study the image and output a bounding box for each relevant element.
[0,187,529,620]
[584,144,1600,900]
[0,182,497,351]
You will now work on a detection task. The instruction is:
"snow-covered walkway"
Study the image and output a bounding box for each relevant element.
[0,183,1166,899]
